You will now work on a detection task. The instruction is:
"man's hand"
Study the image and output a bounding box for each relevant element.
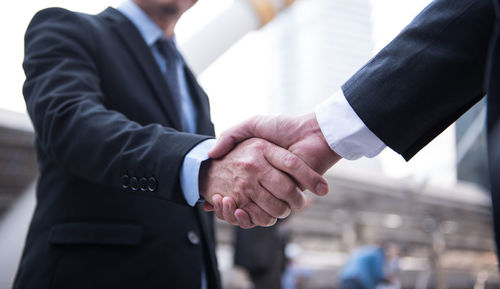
[207,113,341,227]
[199,137,328,228]
[209,113,340,173]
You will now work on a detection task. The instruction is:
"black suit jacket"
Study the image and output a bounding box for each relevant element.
[15,7,221,289]
[342,0,500,250]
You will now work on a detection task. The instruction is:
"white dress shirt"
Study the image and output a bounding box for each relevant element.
[315,89,386,160]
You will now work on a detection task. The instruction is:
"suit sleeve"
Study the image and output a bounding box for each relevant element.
[342,0,495,160]
[23,8,210,204]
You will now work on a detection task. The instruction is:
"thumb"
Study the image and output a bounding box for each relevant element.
[208,118,258,159]
[208,134,236,159]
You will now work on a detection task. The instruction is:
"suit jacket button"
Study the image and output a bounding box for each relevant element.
[139,177,148,192]
[148,177,158,192]
[187,231,200,245]
[130,177,138,191]
[120,175,130,189]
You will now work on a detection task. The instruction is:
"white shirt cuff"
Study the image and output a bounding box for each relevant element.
[180,138,217,206]
[315,89,386,160]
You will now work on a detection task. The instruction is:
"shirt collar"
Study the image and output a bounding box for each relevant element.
[117,0,170,47]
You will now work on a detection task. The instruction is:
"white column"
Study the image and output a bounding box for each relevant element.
[180,0,296,75]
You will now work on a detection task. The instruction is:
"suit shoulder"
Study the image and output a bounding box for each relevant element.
[24,8,104,62]
[29,7,77,26]
[27,7,99,32]
[26,7,106,45]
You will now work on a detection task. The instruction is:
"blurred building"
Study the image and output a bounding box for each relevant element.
[0,109,37,288]
[456,100,490,191]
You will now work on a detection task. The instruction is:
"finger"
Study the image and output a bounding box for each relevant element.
[209,118,259,159]
[264,144,329,196]
[208,134,238,159]
[241,202,277,227]
[258,168,306,211]
[203,202,214,212]
[222,197,238,225]
[211,194,224,221]
[235,209,256,229]
[249,185,292,219]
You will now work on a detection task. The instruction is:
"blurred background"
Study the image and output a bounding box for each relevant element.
[0,0,496,288]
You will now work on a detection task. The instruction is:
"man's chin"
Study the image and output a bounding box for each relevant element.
[160,0,197,15]
[159,6,180,15]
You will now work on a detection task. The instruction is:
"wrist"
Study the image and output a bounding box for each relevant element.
[314,116,342,167]
[295,113,341,174]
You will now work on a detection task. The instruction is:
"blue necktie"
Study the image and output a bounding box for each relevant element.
[156,38,206,289]
[156,38,195,132]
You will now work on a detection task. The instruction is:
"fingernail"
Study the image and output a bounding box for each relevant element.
[280,208,291,219]
[234,212,241,224]
[315,182,328,196]
[267,218,277,227]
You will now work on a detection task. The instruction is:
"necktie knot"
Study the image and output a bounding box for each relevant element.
[156,38,180,67]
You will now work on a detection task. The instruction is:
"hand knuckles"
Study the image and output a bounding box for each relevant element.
[279,181,297,196]
[233,178,251,193]
[249,138,268,151]
[282,153,300,170]
[239,160,259,172]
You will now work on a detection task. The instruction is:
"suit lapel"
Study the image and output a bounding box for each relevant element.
[100,7,183,130]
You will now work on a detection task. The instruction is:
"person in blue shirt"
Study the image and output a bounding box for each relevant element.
[339,245,395,289]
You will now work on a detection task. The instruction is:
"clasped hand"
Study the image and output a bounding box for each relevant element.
[198,113,341,228]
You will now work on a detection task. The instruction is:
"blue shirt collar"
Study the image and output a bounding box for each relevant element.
[117,0,173,47]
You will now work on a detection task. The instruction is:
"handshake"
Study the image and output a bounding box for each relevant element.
[199,113,341,229]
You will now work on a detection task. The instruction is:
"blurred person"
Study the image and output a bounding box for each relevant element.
[233,195,315,289]
[233,219,290,289]
[14,0,327,288]
[339,244,400,289]
[281,243,313,289]
[378,244,403,289]
[205,0,500,261]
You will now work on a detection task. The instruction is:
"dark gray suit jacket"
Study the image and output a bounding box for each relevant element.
[15,7,221,289]
[342,0,500,250]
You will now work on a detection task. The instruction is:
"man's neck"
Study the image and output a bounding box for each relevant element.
[133,1,180,38]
